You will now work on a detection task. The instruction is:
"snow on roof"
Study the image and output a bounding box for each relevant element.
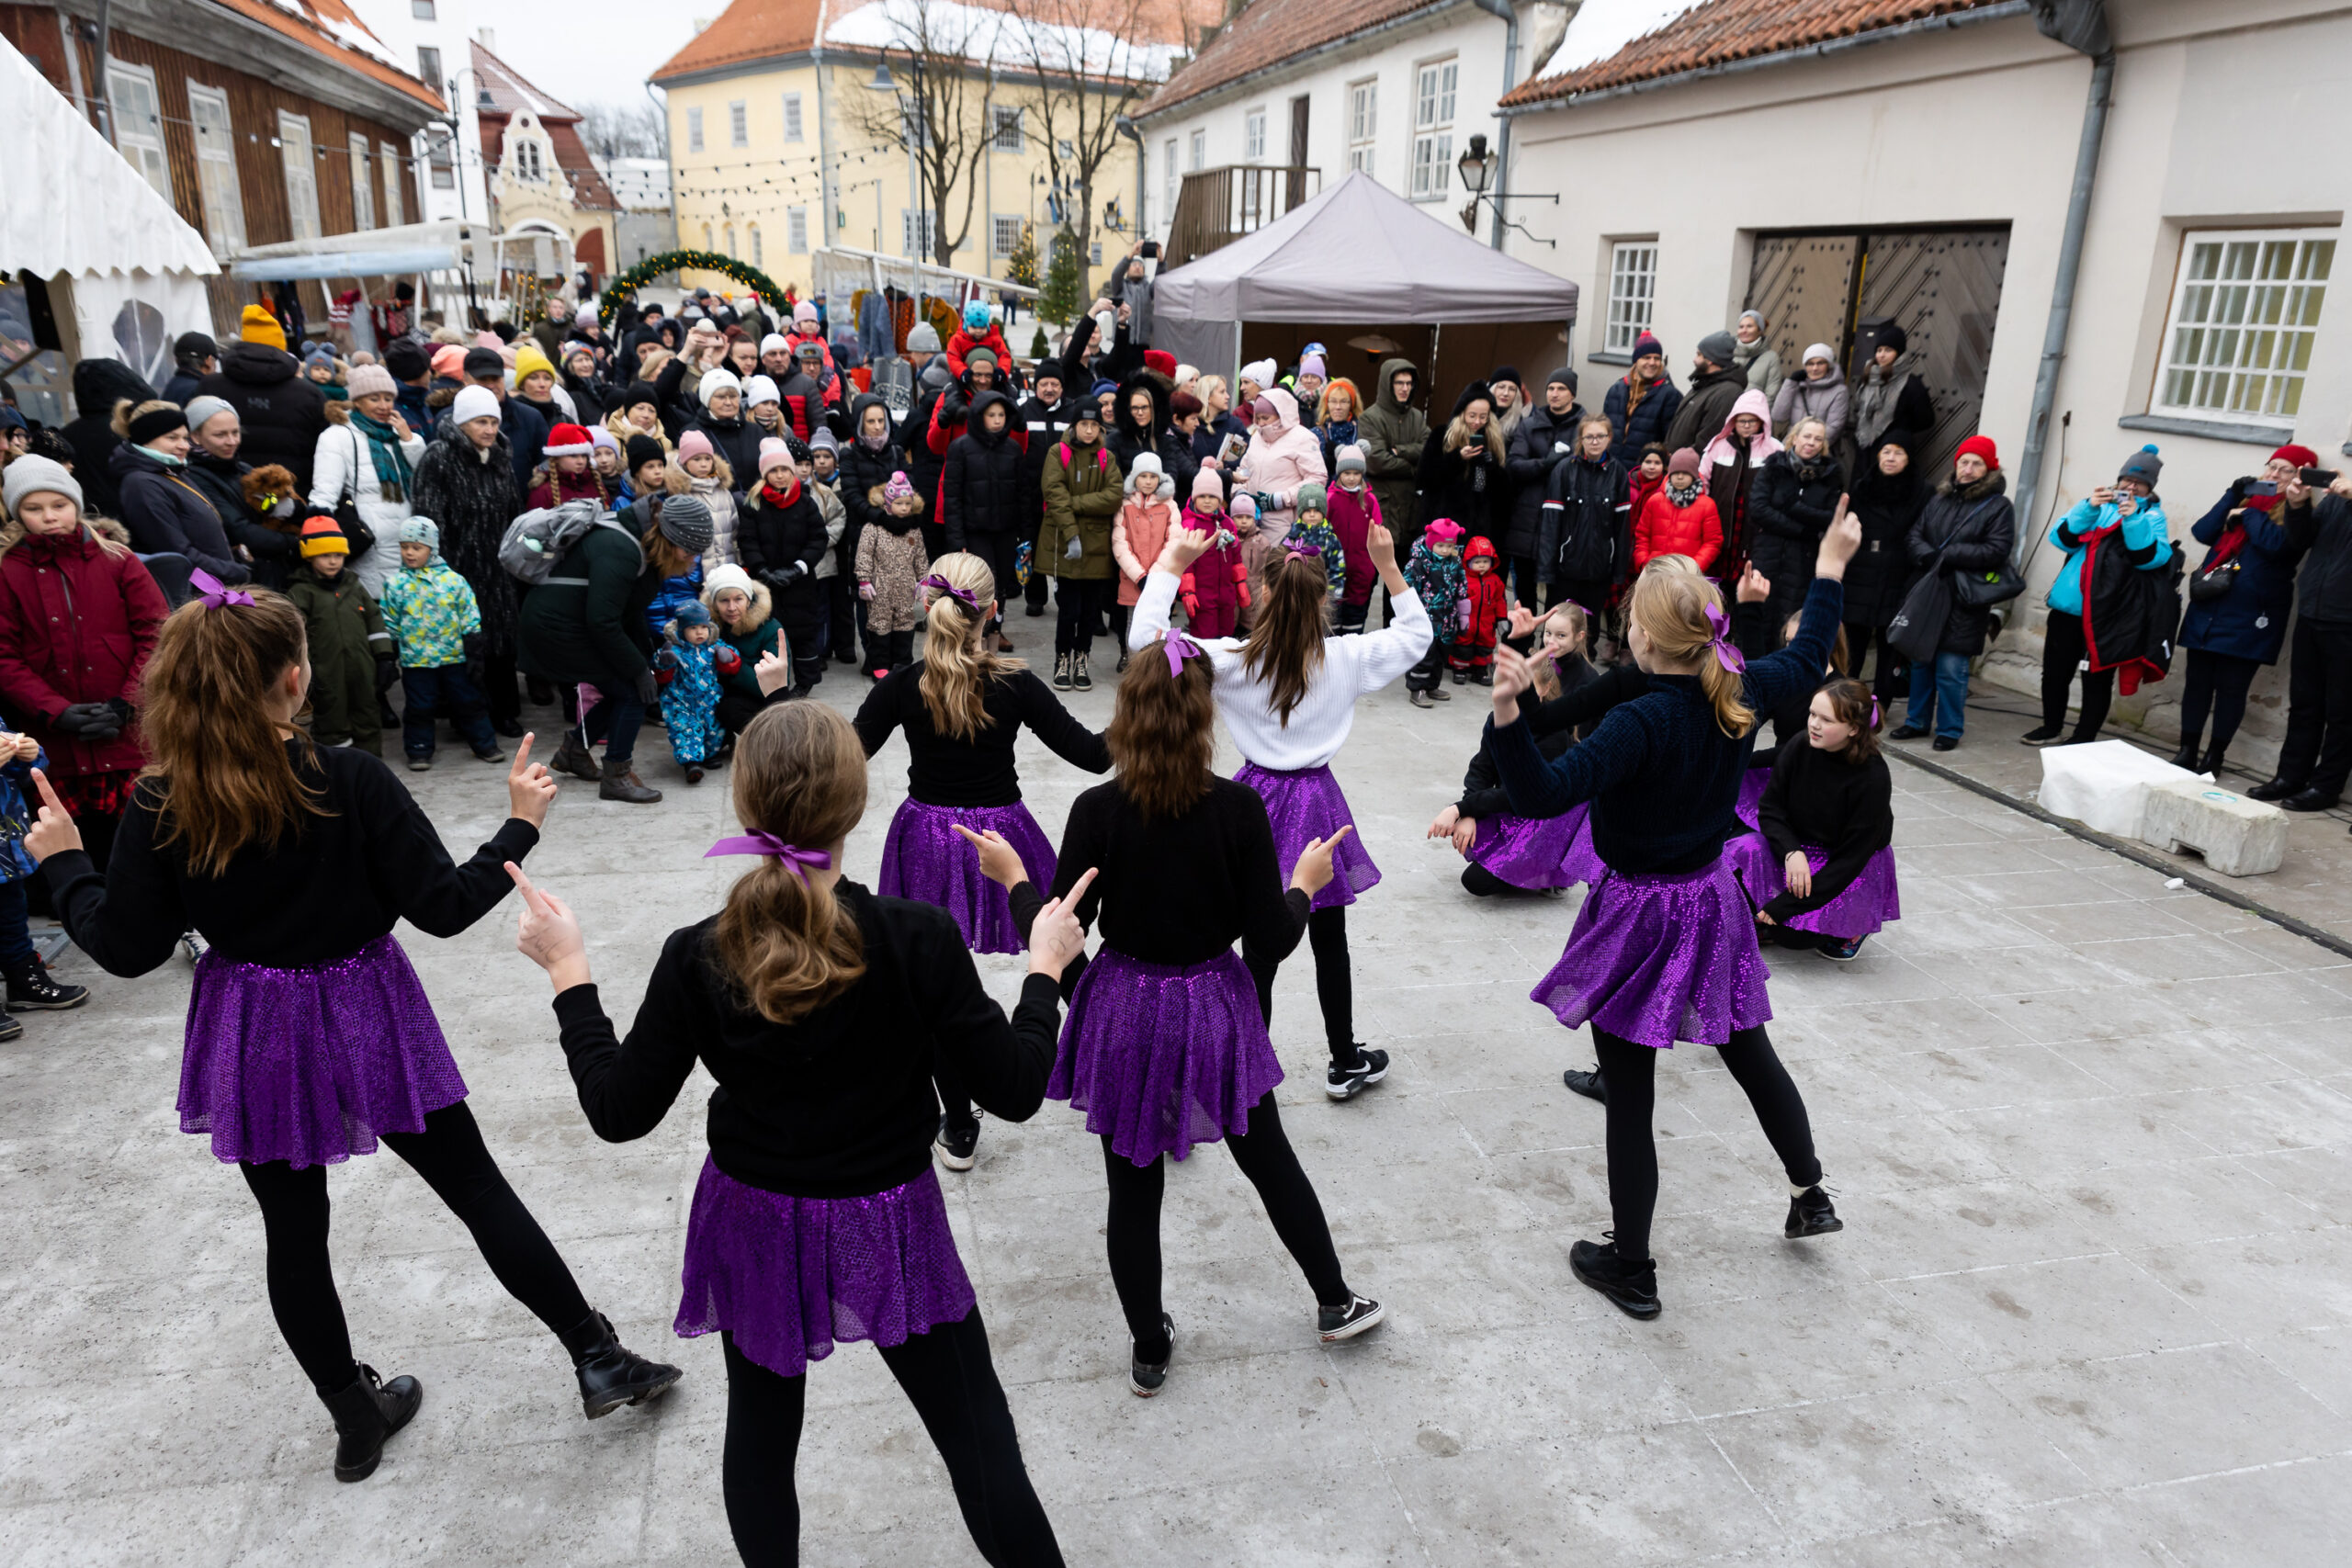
[1525,0,1702,81]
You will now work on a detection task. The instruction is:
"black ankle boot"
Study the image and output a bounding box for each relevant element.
[2201,747,2228,777]
[560,1312,684,1418]
[2168,741,2202,771]
[3,953,87,1010]
[1786,1184,1844,1239]
[1569,1236,1660,1320]
[320,1362,422,1482]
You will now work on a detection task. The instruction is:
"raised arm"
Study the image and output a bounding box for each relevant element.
[553,925,711,1143]
[365,744,549,936]
[1018,671,1113,773]
[1350,522,1431,691]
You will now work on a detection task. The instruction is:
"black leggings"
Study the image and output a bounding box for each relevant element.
[237,1100,594,1395]
[718,1312,1062,1568]
[1244,905,1354,1063]
[1101,1091,1347,1357]
[1052,578,1108,656]
[2041,608,2115,739]
[2177,648,2261,757]
[967,532,1023,633]
[1591,1027,1822,1262]
[1847,622,1907,702]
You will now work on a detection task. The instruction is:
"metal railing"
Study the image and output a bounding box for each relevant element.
[1163,164,1320,269]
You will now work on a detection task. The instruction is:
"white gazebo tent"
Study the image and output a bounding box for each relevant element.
[0,36,219,412]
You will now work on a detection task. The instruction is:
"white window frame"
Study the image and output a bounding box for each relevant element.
[723,222,737,259]
[416,44,441,92]
[1090,238,1102,265]
[1243,107,1265,164]
[1410,57,1456,201]
[347,132,375,230]
[783,92,804,142]
[686,106,705,153]
[427,126,456,189]
[516,138,543,182]
[1347,78,1377,176]
[990,105,1024,154]
[1604,239,1659,356]
[1188,129,1205,171]
[107,62,173,204]
[1162,138,1178,224]
[380,141,404,228]
[729,100,748,148]
[788,206,809,254]
[991,213,1024,257]
[701,221,714,251]
[278,110,321,241]
[2154,228,2336,425]
[186,81,245,253]
[749,222,762,265]
[411,0,435,17]
[903,208,936,257]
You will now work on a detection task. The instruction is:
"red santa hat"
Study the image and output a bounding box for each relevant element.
[1143,349,1176,378]
[544,423,595,457]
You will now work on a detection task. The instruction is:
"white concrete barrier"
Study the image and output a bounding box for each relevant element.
[2138,776,2288,877]
[2039,739,2205,838]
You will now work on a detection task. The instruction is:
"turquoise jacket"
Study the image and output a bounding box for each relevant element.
[2047,494,2172,617]
[379,559,483,667]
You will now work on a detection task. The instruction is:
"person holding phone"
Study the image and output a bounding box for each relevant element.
[2020,444,2174,748]
[2174,445,2317,774]
[2251,463,2352,812]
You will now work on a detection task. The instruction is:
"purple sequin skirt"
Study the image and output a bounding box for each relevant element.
[1235,761,1380,912]
[1530,858,1773,1050]
[1725,835,1903,939]
[877,798,1056,955]
[1467,802,1604,891]
[1736,765,1770,830]
[178,934,466,1168]
[674,1157,975,1380]
[1050,947,1283,1168]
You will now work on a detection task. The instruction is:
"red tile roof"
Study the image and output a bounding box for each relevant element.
[1138,0,1449,119]
[654,0,1200,85]
[471,42,619,211]
[1502,0,2009,108]
[209,0,445,114]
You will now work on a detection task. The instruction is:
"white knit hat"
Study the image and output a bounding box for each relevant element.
[760,333,790,356]
[698,368,743,408]
[743,374,781,408]
[1123,450,1164,494]
[450,384,503,426]
[1239,358,1277,389]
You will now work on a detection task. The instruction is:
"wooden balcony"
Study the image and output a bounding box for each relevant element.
[1164,165,1320,269]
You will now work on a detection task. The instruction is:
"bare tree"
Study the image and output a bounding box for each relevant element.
[577,102,663,162]
[1001,0,1184,275]
[839,0,997,269]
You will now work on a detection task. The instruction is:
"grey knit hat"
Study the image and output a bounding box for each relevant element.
[1696,331,1738,366]
[808,426,839,455]
[2117,443,2163,488]
[657,491,716,553]
[3,456,82,515]
[345,363,398,400]
[183,394,235,433]
[907,321,942,355]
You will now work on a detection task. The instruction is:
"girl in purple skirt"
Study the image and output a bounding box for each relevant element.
[853,550,1110,1171]
[965,635,1386,1396]
[1487,506,1864,1320]
[510,700,1089,1567]
[1728,676,1899,961]
[28,584,680,1483]
[1128,518,1429,1100]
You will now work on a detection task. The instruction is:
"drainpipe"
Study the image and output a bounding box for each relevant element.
[1469,2,1574,250]
[2012,0,2115,566]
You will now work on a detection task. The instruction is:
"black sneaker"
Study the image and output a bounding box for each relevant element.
[471,746,505,764]
[0,1010,19,1042]
[1072,653,1092,692]
[935,1116,979,1171]
[1818,935,1866,962]
[4,954,88,1011]
[1116,649,1131,673]
[1130,1313,1174,1397]
[1932,736,1959,752]
[1570,1236,1660,1319]
[1326,1045,1389,1100]
[1888,724,1928,741]
[1786,1184,1844,1239]
[1562,1066,1606,1103]
[2019,725,2064,746]
[406,755,432,772]
[1052,653,1072,691]
[1317,1294,1385,1342]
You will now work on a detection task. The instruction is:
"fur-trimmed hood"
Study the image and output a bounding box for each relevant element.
[0,513,132,556]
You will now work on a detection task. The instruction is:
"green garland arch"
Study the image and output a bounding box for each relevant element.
[598,251,788,327]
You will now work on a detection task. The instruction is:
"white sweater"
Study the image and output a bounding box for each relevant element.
[1128,568,1430,771]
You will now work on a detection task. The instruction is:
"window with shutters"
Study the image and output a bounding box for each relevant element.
[187,84,245,252]
[788,207,809,254]
[2154,230,2336,424]
[729,101,748,148]
[417,45,441,88]
[1604,241,1659,355]
[1410,57,1455,199]
[1243,107,1265,163]
[991,106,1024,153]
[380,141,403,227]
[687,107,705,152]
[279,111,321,241]
[992,215,1024,257]
[107,64,173,203]
[1348,79,1377,175]
[783,93,804,142]
[348,133,375,229]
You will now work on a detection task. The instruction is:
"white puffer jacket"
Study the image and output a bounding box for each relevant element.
[308,409,425,595]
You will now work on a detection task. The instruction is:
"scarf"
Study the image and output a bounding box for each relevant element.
[1667,481,1702,509]
[349,407,413,501]
[1622,368,1657,417]
[1855,364,1895,448]
[761,476,802,511]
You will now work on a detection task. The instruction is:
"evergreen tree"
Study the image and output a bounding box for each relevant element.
[1004,225,1040,290]
[1038,228,1082,325]
[1029,324,1051,360]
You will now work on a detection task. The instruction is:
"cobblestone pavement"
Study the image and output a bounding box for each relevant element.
[3,660,2348,1567]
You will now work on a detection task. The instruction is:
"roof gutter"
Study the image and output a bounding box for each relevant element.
[1498,0,2033,116]
[1135,0,1465,125]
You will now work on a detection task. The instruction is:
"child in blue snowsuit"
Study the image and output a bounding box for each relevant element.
[0,728,89,1034]
[654,598,738,783]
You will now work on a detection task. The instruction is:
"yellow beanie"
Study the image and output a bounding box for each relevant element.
[512,341,557,383]
[239,304,287,351]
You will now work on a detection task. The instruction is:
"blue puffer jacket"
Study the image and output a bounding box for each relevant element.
[2047,492,2172,616]
[2178,485,2307,665]
[1603,373,1682,470]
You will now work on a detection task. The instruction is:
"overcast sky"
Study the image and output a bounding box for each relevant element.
[481,0,707,117]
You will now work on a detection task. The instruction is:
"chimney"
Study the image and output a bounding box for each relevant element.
[477,27,495,51]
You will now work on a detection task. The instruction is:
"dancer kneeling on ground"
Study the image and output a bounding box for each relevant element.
[1127,518,1429,1099]
[854,550,1111,1170]
[1486,502,1863,1320]
[29,584,679,1483]
[1726,676,1900,962]
[962,633,1386,1397]
[509,699,1085,1567]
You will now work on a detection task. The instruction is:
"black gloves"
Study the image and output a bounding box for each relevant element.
[375,656,401,694]
[634,669,660,705]
[52,702,122,740]
[107,697,134,727]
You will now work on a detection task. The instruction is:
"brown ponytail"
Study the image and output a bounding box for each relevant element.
[1238,549,1328,725]
[712,704,868,1024]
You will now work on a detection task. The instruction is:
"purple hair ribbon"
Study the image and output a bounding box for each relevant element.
[1701,601,1747,676]
[705,833,833,880]
[1162,629,1208,678]
[920,574,978,611]
[190,567,255,608]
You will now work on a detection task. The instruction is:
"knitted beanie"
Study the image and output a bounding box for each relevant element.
[2116,443,2162,488]
[512,342,557,383]
[344,364,397,400]
[1125,450,1163,493]
[299,513,350,558]
[1295,481,1326,515]
[184,395,234,434]
[1954,434,1999,471]
[1191,468,1223,502]
[758,437,794,479]
[625,434,668,471]
[1668,446,1703,478]
[697,369,742,408]
[431,344,469,380]
[1334,443,1367,475]
[743,374,781,408]
[677,430,717,462]
[1697,331,1738,366]
[657,492,716,554]
[883,470,917,504]
[2,456,80,514]
[761,333,790,356]
[450,385,503,426]
[399,517,440,556]
[239,305,287,351]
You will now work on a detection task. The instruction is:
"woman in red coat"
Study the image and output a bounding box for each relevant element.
[0,457,170,871]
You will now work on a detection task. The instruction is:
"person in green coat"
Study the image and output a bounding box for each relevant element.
[284,514,396,754]
[1037,406,1123,691]
[517,493,713,804]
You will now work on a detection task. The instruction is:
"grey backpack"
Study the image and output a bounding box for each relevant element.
[499,500,633,585]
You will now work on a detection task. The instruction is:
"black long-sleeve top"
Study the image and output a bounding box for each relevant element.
[1756,733,1894,922]
[854,663,1111,807]
[1489,577,1844,874]
[1010,777,1309,969]
[43,741,536,971]
[1454,653,1606,817]
[551,883,1061,1199]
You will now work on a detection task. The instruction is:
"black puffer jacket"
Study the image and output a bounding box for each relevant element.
[1105,372,1199,502]
[184,449,300,590]
[1749,447,1844,622]
[60,359,158,519]
[942,391,1027,549]
[1905,469,2016,656]
[195,344,328,493]
[2288,490,2352,626]
[1842,440,1928,627]
[1416,381,1505,540]
[109,443,249,583]
[1539,452,1631,594]
[688,408,765,490]
[738,475,831,598]
[840,395,908,537]
[1502,400,1585,560]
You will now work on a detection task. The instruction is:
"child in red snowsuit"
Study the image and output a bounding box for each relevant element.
[1177,470,1250,637]
[1452,536,1511,684]
[946,300,1012,380]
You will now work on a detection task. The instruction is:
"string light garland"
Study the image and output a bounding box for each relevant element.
[597,251,789,325]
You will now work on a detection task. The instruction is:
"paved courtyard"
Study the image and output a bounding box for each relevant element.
[3,662,2349,1566]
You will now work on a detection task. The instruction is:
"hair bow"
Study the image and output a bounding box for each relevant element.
[920,574,978,611]
[1283,542,1323,562]
[1869,696,1883,729]
[705,832,833,880]
[1701,602,1747,676]
[190,567,255,609]
[1161,629,1207,679]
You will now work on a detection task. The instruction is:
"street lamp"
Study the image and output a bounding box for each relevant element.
[1456,135,1497,197]
[1452,132,1556,248]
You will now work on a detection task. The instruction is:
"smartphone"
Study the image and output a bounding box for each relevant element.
[2247,480,2278,497]
[1140,241,1160,260]
[2301,467,2339,489]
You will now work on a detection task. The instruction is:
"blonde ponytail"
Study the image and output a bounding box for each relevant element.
[713,705,868,1024]
[917,551,1016,740]
[1629,570,1755,739]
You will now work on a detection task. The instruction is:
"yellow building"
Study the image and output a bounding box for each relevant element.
[650,0,1192,303]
